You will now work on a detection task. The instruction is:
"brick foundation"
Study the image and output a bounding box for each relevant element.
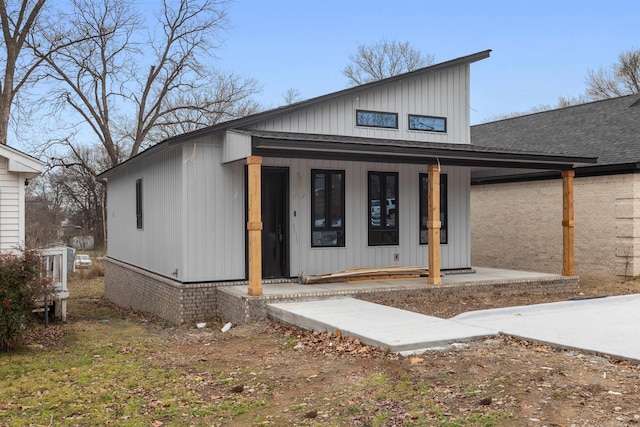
[105,258,579,325]
[105,258,223,324]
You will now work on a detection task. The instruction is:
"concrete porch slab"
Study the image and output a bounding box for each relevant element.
[216,267,579,324]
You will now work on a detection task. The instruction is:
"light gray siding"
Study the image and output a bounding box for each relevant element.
[106,146,184,278]
[250,65,471,144]
[106,138,246,283]
[263,157,471,276]
[180,137,245,282]
[222,131,252,163]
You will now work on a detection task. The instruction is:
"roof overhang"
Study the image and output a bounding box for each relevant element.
[0,144,44,178]
[471,161,640,184]
[247,130,597,170]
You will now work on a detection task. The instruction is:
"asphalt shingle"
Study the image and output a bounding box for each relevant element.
[471,94,640,166]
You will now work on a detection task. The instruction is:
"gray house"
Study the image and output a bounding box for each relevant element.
[98,50,593,324]
[471,94,640,278]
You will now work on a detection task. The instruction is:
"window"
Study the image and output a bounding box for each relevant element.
[408,114,447,133]
[135,178,143,229]
[311,170,345,247]
[419,173,448,244]
[368,172,398,246]
[356,110,398,129]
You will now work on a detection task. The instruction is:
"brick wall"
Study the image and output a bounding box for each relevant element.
[471,174,639,277]
[105,258,222,324]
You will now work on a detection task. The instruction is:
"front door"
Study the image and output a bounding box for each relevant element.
[261,167,289,278]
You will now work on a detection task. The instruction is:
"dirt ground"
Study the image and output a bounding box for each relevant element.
[24,276,640,426]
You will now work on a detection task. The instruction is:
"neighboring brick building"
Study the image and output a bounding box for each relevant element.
[471,94,640,278]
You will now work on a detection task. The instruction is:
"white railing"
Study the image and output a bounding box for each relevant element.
[40,246,72,321]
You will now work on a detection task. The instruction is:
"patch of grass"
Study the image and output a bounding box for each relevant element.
[67,276,104,300]
[0,287,271,427]
[280,335,299,349]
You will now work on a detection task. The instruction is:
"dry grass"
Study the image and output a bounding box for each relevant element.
[3,275,640,426]
[577,274,640,296]
[72,257,105,280]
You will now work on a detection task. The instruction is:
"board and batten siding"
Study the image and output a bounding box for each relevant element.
[180,136,245,282]
[106,146,184,279]
[262,157,471,276]
[0,157,23,251]
[249,66,471,144]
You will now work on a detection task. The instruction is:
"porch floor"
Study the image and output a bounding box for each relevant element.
[221,267,574,298]
[216,267,579,325]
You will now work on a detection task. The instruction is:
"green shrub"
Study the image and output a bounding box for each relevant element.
[0,249,52,351]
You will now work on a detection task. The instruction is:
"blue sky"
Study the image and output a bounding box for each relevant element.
[214,0,639,124]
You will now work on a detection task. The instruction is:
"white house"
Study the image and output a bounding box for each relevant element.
[0,144,44,251]
[98,50,594,324]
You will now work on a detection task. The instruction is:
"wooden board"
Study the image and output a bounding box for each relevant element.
[298,265,429,285]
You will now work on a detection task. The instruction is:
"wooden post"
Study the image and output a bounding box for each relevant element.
[562,170,575,276]
[427,164,442,285]
[247,156,263,296]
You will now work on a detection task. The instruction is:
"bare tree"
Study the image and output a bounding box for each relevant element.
[25,173,65,248]
[556,94,590,108]
[50,142,109,248]
[281,87,301,105]
[35,0,260,168]
[149,72,261,140]
[0,0,48,146]
[586,49,640,100]
[342,40,435,86]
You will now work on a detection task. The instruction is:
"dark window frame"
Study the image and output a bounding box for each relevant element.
[356,109,399,129]
[368,171,399,246]
[311,169,346,248]
[419,173,448,244]
[408,114,447,133]
[135,178,143,229]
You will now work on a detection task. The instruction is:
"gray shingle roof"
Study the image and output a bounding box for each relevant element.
[471,94,640,167]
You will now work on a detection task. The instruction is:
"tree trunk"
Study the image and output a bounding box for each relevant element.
[0,102,9,145]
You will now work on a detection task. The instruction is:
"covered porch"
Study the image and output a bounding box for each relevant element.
[241,130,597,297]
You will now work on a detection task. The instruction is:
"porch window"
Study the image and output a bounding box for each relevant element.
[311,170,345,247]
[419,173,448,244]
[368,171,398,246]
[135,178,143,229]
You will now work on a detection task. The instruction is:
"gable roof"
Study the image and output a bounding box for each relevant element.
[0,144,44,178]
[471,94,640,171]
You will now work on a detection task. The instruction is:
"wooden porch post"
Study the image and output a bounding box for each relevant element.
[562,170,575,276]
[247,156,263,296]
[427,164,442,285]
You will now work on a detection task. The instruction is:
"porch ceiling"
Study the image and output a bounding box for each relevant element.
[244,129,597,170]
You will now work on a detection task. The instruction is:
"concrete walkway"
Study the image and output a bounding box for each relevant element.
[267,294,640,361]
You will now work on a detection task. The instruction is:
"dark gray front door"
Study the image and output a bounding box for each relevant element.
[262,168,289,278]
